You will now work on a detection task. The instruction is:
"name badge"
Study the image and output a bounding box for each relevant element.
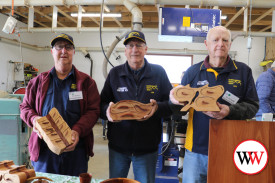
[222,91,239,104]
[69,91,83,100]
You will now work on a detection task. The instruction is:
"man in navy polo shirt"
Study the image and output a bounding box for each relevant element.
[20,33,100,176]
[169,26,259,183]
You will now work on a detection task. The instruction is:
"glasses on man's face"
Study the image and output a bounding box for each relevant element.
[125,43,145,49]
[54,44,74,51]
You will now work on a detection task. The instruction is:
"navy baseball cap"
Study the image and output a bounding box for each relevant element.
[51,33,75,48]
[123,30,146,45]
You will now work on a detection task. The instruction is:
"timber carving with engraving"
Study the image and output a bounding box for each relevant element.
[173,84,224,111]
[110,100,155,121]
[36,107,73,155]
[0,160,36,183]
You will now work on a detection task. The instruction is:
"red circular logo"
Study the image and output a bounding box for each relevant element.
[233,139,268,175]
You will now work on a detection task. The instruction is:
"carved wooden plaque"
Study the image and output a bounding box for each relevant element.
[173,84,224,111]
[110,100,155,121]
[0,160,36,183]
[36,107,73,155]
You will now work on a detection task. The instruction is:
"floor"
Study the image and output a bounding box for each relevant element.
[87,122,108,180]
[88,122,184,181]
[87,122,135,180]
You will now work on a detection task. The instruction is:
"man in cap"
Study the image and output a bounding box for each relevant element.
[100,30,173,183]
[169,26,259,182]
[20,33,100,176]
[255,61,275,121]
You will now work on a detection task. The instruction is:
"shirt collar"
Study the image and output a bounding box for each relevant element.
[128,61,146,75]
[50,67,75,80]
[203,55,230,69]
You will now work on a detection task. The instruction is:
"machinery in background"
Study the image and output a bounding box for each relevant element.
[0,94,30,167]
[156,118,183,183]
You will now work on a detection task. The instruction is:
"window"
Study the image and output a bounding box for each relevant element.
[145,54,192,84]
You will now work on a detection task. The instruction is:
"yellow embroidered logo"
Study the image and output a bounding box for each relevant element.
[71,84,76,89]
[146,85,158,94]
[59,34,69,39]
[228,79,241,87]
[129,32,140,37]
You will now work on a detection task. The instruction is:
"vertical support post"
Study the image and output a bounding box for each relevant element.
[28,6,34,31]
[272,10,275,32]
[243,8,248,32]
[77,5,82,29]
[52,5,58,31]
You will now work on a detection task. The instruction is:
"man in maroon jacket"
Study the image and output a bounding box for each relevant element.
[20,33,100,176]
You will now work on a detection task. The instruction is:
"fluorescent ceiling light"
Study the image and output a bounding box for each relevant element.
[71,13,121,18]
[221,15,227,20]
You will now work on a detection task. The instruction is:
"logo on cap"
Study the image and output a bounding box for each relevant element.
[58,34,69,40]
[51,33,74,47]
[124,31,146,45]
[128,32,141,38]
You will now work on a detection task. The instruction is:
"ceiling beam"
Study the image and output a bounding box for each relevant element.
[112,18,123,27]
[251,8,275,27]
[34,7,66,27]
[260,25,272,32]
[4,6,48,27]
[0,4,273,33]
[225,7,246,28]
[81,6,100,26]
[103,4,123,27]
[58,7,78,25]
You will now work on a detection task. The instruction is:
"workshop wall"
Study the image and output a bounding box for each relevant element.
[0,13,265,93]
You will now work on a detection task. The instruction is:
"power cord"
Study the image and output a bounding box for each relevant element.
[159,119,175,157]
[100,0,114,68]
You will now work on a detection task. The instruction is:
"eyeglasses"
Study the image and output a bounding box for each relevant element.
[54,44,74,51]
[125,43,146,49]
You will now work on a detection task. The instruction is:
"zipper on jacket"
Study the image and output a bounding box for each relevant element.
[135,81,139,99]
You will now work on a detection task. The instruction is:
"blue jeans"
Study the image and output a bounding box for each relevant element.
[109,148,158,183]
[182,150,208,183]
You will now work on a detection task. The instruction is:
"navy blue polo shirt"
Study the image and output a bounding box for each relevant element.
[42,67,81,129]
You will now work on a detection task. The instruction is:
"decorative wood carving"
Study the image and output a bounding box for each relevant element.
[110,100,155,121]
[173,84,224,111]
[36,107,73,155]
[0,160,36,183]
[100,177,141,183]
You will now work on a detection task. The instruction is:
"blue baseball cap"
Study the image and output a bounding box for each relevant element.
[51,33,75,48]
[123,30,146,45]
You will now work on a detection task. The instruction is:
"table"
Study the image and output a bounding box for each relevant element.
[33,172,104,183]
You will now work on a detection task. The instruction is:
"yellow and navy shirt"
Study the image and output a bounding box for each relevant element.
[182,56,259,155]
